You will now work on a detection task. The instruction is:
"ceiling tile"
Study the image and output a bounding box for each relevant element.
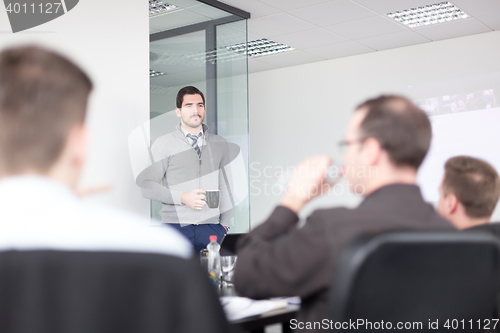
[273,28,347,49]
[149,10,211,31]
[248,32,265,42]
[476,13,500,30]
[248,13,316,37]
[245,32,260,41]
[218,0,281,18]
[248,58,279,73]
[352,0,439,15]
[289,0,377,26]
[325,15,407,40]
[305,41,374,59]
[450,0,500,17]
[413,18,492,41]
[259,0,332,12]
[356,30,430,50]
[187,4,231,20]
[255,50,325,67]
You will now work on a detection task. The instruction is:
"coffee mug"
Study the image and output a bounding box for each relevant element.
[204,190,219,209]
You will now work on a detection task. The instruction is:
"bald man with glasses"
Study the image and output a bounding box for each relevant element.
[234,95,453,330]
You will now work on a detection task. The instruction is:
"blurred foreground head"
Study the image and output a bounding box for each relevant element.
[438,156,500,229]
[342,95,432,195]
[0,45,93,187]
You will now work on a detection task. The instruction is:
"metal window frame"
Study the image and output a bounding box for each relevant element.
[197,0,250,19]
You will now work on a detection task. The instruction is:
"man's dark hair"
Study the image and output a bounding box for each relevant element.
[176,86,205,109]
[0,45,93,174]
[356,95,432,169]
[443,156,500,218]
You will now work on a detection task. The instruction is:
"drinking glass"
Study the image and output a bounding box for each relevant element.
[221,255,237,286]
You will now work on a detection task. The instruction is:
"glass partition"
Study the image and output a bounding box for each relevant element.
[148,0,250,233]
[215,19,249,233]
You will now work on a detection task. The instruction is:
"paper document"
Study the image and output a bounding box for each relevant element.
[270,296,301,304]
[220,296,288,321]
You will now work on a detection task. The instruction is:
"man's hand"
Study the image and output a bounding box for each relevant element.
[223,226,228,232]
[280,155,333,214]
[181,189,207,210]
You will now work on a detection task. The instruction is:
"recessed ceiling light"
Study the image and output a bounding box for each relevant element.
[150,70,166,77]
[184,38,294,64]
[227,38,294,58]
[149,0,177,17]
[387,1,469,28]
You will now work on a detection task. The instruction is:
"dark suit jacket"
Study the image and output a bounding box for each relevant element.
[234,184,453,326]
[466,222,500,238]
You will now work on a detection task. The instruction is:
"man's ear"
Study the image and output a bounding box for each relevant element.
[67,124,87,168]
[361,137,381,167]
[445,193,459,215]
[175,108,181,118]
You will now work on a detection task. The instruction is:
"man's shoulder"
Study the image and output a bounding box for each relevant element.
[154,131,181,144]
[0,199,193,259]
[465,222,500,239]
[80,203,193,258]
[306,200,451,231]
[151,131,185,157]
[307,206,356,225]
[206,133,228,143]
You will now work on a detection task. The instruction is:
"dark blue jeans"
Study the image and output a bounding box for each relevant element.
[168,223,227,253]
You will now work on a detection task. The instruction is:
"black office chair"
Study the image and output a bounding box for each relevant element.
[329,230,500,332]
[220,233,246,256]
[0,250,230,333]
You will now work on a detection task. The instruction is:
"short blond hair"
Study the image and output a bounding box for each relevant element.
[0,45,92,173]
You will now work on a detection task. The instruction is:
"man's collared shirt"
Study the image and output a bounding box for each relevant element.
[0,175,192,257]
[180,125,204,147]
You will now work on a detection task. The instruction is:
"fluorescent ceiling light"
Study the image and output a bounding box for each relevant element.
[185,38,294,64]
[150,70,166,77]
[227,38,294,58]
[387,1,469,28]
[149,0,177,17]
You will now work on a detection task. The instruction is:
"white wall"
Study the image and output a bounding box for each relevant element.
[249,30,500,227]
[0,1,150,216]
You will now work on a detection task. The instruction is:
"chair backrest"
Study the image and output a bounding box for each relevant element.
[0,250,230,333]
[220,233,245,256]
[329,231,500,332]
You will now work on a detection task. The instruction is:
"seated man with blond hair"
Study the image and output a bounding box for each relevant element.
[437,155,500,234]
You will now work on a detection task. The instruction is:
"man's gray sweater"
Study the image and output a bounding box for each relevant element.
[136,124,232,227]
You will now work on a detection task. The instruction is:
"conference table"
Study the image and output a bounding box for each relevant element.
[219,284,299,333]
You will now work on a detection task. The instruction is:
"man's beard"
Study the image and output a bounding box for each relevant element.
[184,114,203,128]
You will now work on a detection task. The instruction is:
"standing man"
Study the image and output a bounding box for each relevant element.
[137,86,232,252]
[437,156,500,233]
[234,95,453,329]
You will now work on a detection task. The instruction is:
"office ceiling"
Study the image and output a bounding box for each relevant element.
[150,0,233,33]
[217,0,500,73]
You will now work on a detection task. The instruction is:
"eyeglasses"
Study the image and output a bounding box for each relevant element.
[338,138,366,154]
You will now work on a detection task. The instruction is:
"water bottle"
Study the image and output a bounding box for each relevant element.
[207,235,221,286]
